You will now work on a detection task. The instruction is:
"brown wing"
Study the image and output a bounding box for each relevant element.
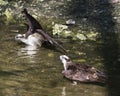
[36,29,67,53]
[66,63,106,83]
[22,8,43,38]
[22,8,43,30]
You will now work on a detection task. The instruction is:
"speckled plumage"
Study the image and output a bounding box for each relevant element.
[60,55,106,83]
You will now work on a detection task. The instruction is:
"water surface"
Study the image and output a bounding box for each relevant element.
[0,25,107,96]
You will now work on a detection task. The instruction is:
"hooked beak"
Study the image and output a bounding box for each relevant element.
[15,34,25,40]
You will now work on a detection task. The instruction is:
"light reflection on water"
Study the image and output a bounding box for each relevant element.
[61,87,66,96]
[17,46,39,63]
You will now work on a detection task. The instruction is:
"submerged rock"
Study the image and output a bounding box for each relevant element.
[75,33,87,41]
[52,23,100,41]
[86,32,99,41]
[52,24,72,37]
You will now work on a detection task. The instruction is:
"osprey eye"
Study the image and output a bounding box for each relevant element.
[65,58,70,61]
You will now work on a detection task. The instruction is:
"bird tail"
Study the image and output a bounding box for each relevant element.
[97,71,107,83]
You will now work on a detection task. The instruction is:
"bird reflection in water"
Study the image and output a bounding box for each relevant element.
[61,87,66,96]
[17,45,38,63]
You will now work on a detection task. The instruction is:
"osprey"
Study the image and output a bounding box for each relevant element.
[15,8,66,53]
[60,55,106,84]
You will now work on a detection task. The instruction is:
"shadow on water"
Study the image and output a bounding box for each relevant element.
[0,70,17,76]
[65,0,120,96]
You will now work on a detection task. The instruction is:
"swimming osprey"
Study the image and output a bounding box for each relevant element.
[60,55,106,84]
[15,8,66,53]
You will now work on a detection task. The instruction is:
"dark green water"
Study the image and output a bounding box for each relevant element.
[0,25,110,96]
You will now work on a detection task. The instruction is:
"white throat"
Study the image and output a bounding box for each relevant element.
[60,55,71,71]
[62,59,67,71]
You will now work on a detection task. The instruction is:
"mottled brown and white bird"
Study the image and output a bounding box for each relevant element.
[15,8,66,53]
[60,55,106,84]
[15,8,45,47]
